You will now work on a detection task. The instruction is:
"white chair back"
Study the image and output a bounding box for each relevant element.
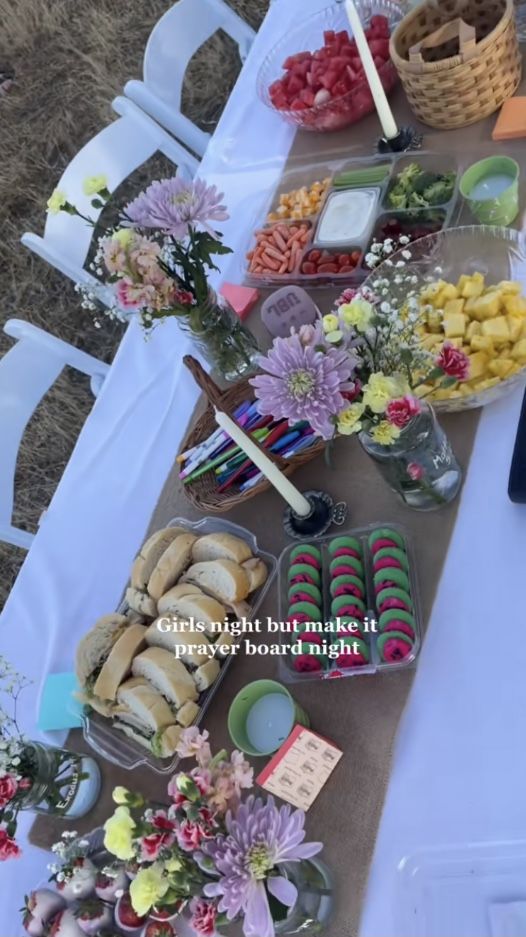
[0,319,110,550]
[123,0,256,157]
[21,98,199,300]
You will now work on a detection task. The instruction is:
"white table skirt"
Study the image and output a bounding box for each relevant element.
[2,0,526,932]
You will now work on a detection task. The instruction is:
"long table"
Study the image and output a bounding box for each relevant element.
[2,0,526,933]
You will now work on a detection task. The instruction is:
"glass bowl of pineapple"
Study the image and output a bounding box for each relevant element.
[362,225,526,412]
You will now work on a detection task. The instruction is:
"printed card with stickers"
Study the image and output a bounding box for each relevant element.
[256,725,342,810]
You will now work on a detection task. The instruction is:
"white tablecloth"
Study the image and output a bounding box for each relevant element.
[2,0,526,933]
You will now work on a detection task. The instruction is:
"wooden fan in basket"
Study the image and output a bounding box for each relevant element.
[179,356,325,513]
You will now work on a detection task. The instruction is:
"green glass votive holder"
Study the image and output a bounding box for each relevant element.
[460,156,520,226]
[228,679,309,757]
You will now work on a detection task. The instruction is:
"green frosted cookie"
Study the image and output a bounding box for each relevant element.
[331,594,366,616]
[373,547,409,570]
[287,581,323,606]
[328,536,362,555]
[379,608,416,630]
[373,567,410,592]
[290,544,322,563]
[368,527,405,550]
[287,563,321,586]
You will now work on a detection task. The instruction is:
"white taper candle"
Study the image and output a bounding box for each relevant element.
[345,0,398,140]
[214,408,312,517]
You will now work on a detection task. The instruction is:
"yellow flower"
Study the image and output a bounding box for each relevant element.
[130,865,169,917]
[337,403,364,436]
[363,372,401,414]
[112,786,130,805]
[164,856,182,873]
[325,329,343,344]
[103,806,136,860]
[46,189,67,215]
[113,228,134,248]
[322,314,339,333]
[83,174,109,196]
[339,298,373,332]
[371,421,401,445]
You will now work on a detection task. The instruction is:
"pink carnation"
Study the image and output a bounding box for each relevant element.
[336,287,357,307]
[436,342,470,381]
[407,462,424,481]
[116,278,155,310]
[0,775,18,808]
[0,827,20,861]
[176,820,209,852]
[386,396,421,429]
[191,899,218,937]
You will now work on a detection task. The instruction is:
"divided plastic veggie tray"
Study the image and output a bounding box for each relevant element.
[277,523,422,683]
[83,517,277,775]
[244,152,460,288]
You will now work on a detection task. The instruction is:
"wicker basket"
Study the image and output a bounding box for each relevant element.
[390,0,522,129]
[178,356,325,514]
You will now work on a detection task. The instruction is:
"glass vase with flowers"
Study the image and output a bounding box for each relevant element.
[46,175,259,381]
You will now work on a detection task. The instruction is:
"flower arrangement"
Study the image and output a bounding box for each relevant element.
[251,245,469,448]
[0,656,34,860]
[46,174,258,379]
[100,727,323,937]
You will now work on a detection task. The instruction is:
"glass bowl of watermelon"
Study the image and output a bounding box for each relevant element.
[257,1,403,132]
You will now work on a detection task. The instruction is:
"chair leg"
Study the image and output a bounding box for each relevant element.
[0,525,34,550]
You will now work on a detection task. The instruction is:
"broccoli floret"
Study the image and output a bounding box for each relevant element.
[423,174,455,205]
[397,163,421,188]
[408,191,428,209]
[388,189,408,210]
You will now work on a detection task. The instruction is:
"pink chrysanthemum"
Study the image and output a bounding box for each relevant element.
[250,325,355,440]
[125,177,228,238]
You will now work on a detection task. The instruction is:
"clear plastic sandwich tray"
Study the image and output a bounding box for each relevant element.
[396,841,526,937]
[83,517,277,775]
[244,151,460,288]
[276,522,422,683]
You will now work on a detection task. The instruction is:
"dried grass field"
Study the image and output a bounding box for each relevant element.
[0,0,268,608]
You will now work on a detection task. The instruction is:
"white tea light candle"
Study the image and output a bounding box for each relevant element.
[345,0,398,140]
[214,407,312,516]
[246,693,295,753]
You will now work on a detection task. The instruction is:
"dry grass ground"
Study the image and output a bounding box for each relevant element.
[0,0,268,608]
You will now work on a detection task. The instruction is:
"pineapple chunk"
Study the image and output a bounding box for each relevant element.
[464,297,478,316]
[420,280,446,305]
[472,292,501,320]
[503,295,526,316]
[426,309,442,333]
[415,384,434,398]
[507,316,523,342]
[420,333,443,351]
[481,316,510,344]
[447,337,464,349]
[466,320,482,341]
[508,362,523,376]
[471,377,501,392]
[470,335,495,354]
[467,351,489,380]
[433,386,459,400]
[460,273,485,299]
[443,312,467,338]
[489,359,514,378]
[444,298,465,317]
[440,283,460,302]
[511,339,526,361]
[498,343,512,358]
[497,280,522,295]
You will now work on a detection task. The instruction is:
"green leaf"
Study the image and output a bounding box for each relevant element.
[440,376,458,388]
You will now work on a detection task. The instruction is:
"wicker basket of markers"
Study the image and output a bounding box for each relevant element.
[178,356,325,513]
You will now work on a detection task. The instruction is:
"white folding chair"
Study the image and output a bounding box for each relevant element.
[121,0,256,158]
[21,97,199,305]
[0,319,110,551]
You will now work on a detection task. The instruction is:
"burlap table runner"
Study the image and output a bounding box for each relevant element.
[30,62,526,934]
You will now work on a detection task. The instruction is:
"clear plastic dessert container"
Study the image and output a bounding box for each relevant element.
[276,523,422,684]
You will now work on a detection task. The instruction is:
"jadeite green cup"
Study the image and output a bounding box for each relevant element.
[228,679,310,757]
[460,156,520,226]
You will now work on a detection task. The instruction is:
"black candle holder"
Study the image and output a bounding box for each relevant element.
[377,126,423,154]
[283,490,347,540]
